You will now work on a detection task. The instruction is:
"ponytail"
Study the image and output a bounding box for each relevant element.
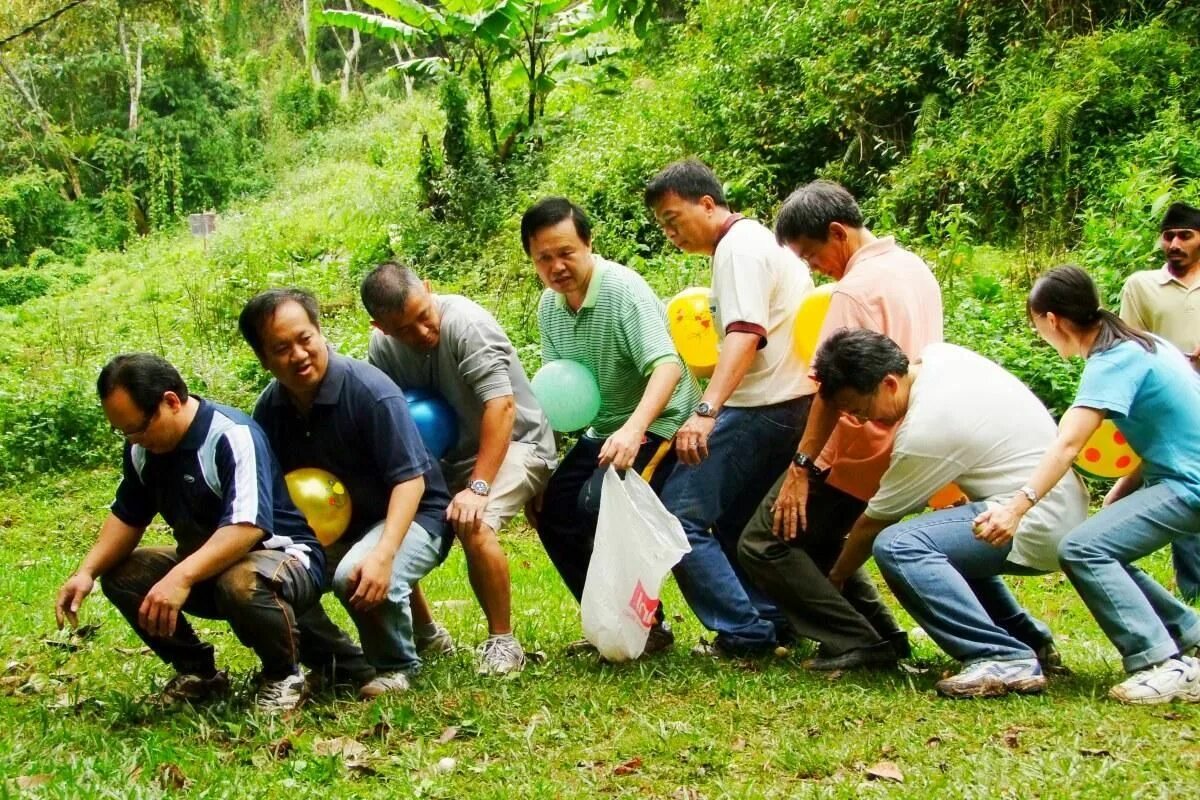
[1027,265,1157,355]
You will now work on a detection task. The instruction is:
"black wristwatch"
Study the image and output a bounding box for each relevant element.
[791,451,821,478]
[695,401,718,419]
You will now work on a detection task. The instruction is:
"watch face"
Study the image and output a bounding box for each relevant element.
[469,479,490,495]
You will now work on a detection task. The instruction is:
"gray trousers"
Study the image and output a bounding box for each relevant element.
[737,470,903,655]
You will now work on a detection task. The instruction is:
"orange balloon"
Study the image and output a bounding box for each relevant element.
[667,287,719,372]
[927,482,968,510]
[1073,420,1141,479]
[285,468,352,545]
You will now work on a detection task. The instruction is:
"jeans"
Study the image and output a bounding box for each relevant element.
[1057,482,1200,672]
[101,547,320,679]
[662,395,812,652]
[1172,535,1200,602]
[537,433,676,608]
[739,469,903,655]
[299,520,448,675]
[873,503,1053,664]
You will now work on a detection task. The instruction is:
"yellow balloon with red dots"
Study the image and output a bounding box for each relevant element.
[1073,420,1141,479]
[667,287,719,378]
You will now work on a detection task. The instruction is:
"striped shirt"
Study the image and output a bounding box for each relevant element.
[112,398,324,584]
[538,256,701,439]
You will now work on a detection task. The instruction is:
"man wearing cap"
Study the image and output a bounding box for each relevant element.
[1118,201,1200,601]
[360,261,558,675]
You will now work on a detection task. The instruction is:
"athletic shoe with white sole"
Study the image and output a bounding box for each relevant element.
[157,670,230,705]
[359,670,412,699]
[1108,656,1200,705]
[477,634,526,675]
[415,623,456,656]
[255,672,306,713]
[935,658,1047,698]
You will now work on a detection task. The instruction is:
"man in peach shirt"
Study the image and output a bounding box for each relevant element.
[738,180,943,670]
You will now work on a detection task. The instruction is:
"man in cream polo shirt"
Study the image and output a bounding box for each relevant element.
[646,158,815,657]
[1119,201,1200,601]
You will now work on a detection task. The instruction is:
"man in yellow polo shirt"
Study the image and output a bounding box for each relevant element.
[1118,200,1200,601]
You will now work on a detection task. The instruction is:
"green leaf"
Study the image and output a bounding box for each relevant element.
[360,0,446,30]
[317,9,425,44]
[389,56,450,78]
[547,45,622,73]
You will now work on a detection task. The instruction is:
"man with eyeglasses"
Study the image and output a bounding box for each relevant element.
[54,353,325,712]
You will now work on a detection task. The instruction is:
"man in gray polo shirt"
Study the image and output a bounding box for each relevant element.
[362,262,557,675]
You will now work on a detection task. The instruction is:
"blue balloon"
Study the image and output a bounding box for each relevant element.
[403,389,458,459]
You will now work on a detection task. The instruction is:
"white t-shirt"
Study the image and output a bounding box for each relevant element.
[711,218,816,407]
[865,343,1089,572]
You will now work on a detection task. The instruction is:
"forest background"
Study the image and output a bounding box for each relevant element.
[0,1,1199,796]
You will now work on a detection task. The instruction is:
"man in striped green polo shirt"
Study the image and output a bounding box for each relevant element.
[524,197,701,653]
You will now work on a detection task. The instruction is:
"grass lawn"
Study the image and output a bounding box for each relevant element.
[2,469,1198,798]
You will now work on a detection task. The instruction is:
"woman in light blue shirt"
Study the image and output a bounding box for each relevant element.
[975,265,1200,704]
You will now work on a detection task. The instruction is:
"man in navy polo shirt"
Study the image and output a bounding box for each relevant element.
[240,288,453,700]
[54,353,324,712]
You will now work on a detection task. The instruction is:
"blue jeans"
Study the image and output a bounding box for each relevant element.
[662,396,811,652]
[1057,482,1200,672]
[1172,535,1200,602]
[326,520,448,673]
[873,504,1052,664]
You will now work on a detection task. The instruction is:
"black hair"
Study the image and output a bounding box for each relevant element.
[812,329,910,400]
[519,197,592,255]
[774,180,865,244]
[360,261,425,319]
[96,353,189,416]
[643,158,728,209]
[1027,265,1156,355]
[238,288,321,357]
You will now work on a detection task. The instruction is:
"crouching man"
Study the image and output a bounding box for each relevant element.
[54,353,325,712]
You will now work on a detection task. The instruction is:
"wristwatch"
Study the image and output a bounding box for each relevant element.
[695,401,718,418]
[1017,485,1038,505]
[468,479,491,497]
[791,451,822,478]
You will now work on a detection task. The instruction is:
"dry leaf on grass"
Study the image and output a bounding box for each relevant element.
[314,737,369,760]
[436,726,459,745]
[865,761,904,783]
[156,763,188,791]
[612,757,643,776]
[15,774,52,789]
[267,738,293,760]
[730,737,747,752]
[1001,726,1025,749]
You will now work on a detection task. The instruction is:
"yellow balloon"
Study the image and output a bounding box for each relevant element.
[793,284,836,365]
[285,468,352,546]
[667,287,719,372]
[1073,419,1141,479]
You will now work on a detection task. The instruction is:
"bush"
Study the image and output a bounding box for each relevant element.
[0,379,111,484]
[274,74,338,132]
[0,270,51,307]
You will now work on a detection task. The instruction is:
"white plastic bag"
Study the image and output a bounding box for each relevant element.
[581,466,692,661]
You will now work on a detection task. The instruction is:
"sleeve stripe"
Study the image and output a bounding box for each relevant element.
[223,426,262,525]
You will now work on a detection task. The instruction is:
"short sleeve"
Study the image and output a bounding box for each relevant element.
[363,395,434,486]
[214,427,273,534]
[866,451,968,520]
[447,312,514,403]
[1118,278,1149,332]
[616,282,680,376]
[537,292,561,363]
[110,445,156,529]
[817,291,876,348]
[1073,344,1149,418]
[712,240,771,334]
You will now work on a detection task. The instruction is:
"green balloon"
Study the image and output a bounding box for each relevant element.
[532,360,601,432]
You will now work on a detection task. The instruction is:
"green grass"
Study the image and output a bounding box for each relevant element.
[3,471,1199,798]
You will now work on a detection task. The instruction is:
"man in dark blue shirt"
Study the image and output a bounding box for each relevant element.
[241,289,452,699]
[54,354,324,712]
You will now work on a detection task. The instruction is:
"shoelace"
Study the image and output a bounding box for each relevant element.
[481,637,523,663]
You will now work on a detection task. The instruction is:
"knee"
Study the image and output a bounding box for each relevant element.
[213,560,261,611]
[99,549,163,599]
[458,523,498,556]
[737,528,776,566]
[1056,533,1091,569]
[331,559,356,600]
[872,526,911,570]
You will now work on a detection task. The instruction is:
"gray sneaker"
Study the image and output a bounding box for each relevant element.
[1109,657,1200,705]
[415,623,456,656]
[359,670,411,699]
[935,658,1046,699]
[477,634,527,675]
[158,670,230,705]
[255,672,306,713]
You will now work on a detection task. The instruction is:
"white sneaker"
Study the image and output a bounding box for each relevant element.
[255,672,306,712]
[935,658,1047,698]
[477,634,526,675]
[415,623,456,656]
[359,670,411,699]
[1109,656,1200,705]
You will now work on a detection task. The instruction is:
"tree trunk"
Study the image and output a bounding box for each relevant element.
[118,19,143,131]
[390,43,414,99]
[0,53,83,199]
[300,0,322,86]
[338,0,361,102]
[473,46,499,155]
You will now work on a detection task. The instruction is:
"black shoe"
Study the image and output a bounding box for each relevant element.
[802,640,899,671]
[1035,640,1071,676]
[644,621,676,655]
[887,630,912,660]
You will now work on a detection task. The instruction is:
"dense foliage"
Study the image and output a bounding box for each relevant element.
[1,0,1198,482]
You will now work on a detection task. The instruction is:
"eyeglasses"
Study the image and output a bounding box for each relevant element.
[111,406,160,439]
